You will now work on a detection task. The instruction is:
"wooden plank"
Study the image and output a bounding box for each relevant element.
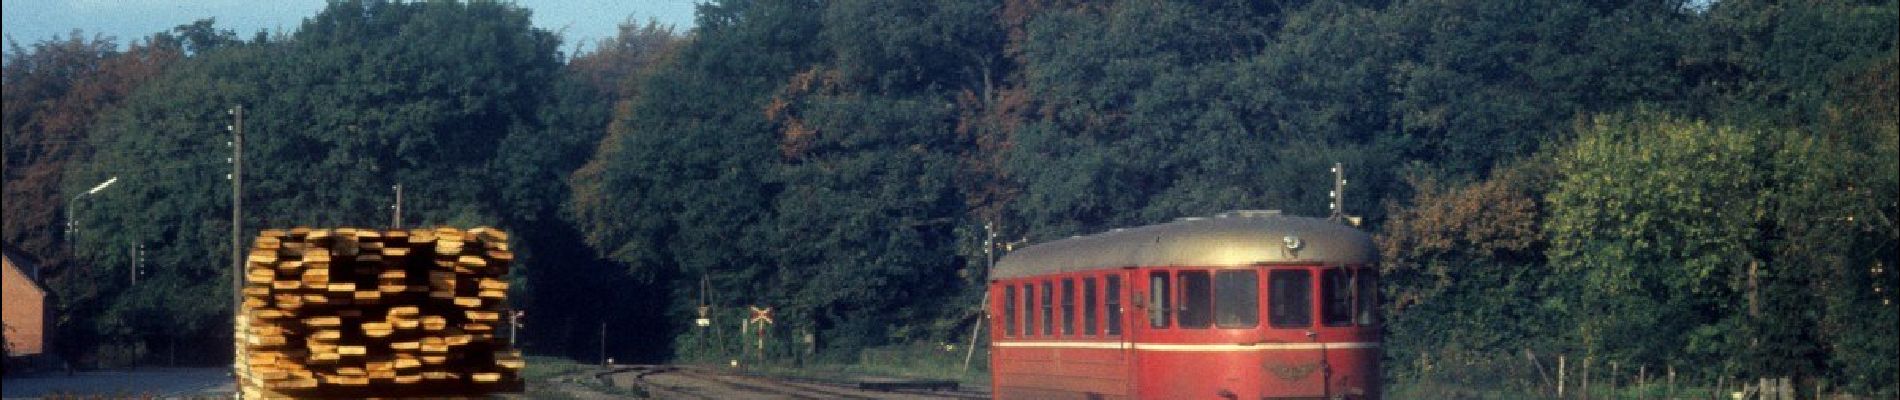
[246,269,276,284]
[423,316,448,331]
[362,322,394,338]
[466,311,499,322]
[305,317,342,328]
[471,372,503,383]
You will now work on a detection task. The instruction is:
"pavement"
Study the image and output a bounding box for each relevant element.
[1,368,233,399]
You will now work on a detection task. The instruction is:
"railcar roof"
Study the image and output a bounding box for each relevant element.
[991,211,1377,280]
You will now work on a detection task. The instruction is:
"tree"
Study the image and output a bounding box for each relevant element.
[1381,0,1692,177]
[1542,109,1899,384]
[1377,159,1559,383]
[3,28,194,366]
[571,0,827,360]
[66,0,565,364]
[521,17,686,361]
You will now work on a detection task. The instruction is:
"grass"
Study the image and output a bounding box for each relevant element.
[1385,380,1543,399]
[520,355,594,382]
[701,342,992,389]
[1387,379,1803,400]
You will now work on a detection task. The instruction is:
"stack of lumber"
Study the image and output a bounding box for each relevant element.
[235,227,525,398]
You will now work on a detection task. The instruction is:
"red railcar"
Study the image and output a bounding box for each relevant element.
[989,210,1381,399]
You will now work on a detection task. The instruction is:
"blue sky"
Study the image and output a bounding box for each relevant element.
[1,0,700,53]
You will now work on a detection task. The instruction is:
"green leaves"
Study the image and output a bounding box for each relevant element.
[1545,106,1896,382]
[54,0,566,365]
[6,0,1891,385]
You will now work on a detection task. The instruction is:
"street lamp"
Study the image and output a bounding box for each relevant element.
[66,176,120,255]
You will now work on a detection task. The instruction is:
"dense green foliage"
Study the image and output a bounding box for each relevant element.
[1,0,1893,395]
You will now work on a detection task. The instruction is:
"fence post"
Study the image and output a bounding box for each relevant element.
[1611,362,1620,390]
[1638,365,1647,400]
[1582,357,1591,400]
[1559,355,1567,399]
[1665,365,1674,399]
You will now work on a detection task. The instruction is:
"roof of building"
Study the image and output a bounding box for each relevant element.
[991,211,1378,280]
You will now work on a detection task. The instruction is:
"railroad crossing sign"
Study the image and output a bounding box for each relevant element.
[748,306,774,325]
[743,306,773,352]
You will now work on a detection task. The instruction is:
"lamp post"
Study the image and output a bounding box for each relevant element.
[65,176,120,258]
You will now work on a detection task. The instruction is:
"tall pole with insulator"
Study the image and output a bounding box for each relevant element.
[1329,162,1345,221]
[229,104,244,372]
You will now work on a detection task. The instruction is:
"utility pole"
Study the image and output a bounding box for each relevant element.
[229,104,244,345]
[599,321,608,367]
[391,183,403,230]
[962,222,996,374]
[130,243,144,286]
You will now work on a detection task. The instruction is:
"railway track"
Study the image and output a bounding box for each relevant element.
[601,365,988,400]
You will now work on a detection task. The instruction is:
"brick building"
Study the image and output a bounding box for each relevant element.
[2,247,47,357]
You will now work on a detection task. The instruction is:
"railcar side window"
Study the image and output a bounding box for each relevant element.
[1083,277,1099,336]
[1004,285,1017,337]
[1105,275,1122,335]
[1322,269,1354,326]
[1041,281,1055,335]
[1215,270,1259,328]
[1148,271,1170,328]
[1061,279,1076,335]
[1023,284,1035,336]
[1178,271,1212,329]
[1269,270,1312,328]
[1356,270,1379,326]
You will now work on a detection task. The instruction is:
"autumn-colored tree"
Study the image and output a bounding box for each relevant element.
[2,30,181,287]
[1376,159,1558,384]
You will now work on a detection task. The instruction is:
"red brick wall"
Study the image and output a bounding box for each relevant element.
[2,255,45,356]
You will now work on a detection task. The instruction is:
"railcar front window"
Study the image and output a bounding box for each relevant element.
[1356,269,1379,326]
[1178,271,1212,328]
[1148,271,1170,328]
[1322,269,1356,326]
[1023,284,1035,336]
[1004,285,1017,337]
[1106,275,1122,335]
[1041,281,1055,335]
[1215,270,1259,328]
[1269,270,1312,328]
[1084,277,1098,335]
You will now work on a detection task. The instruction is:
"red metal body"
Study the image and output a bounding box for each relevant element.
[987,213,1380,399]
